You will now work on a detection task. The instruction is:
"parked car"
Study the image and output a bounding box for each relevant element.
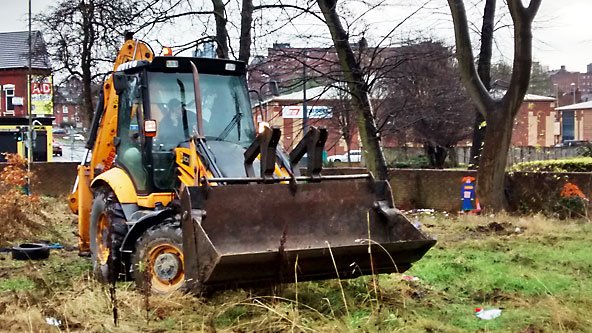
[63,133,85,141]
[52,142,62,156]
[52,128,67,137]
[554,140,590,147]
[327,150,362,163]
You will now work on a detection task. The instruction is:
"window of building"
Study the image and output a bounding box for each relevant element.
[62,105,68,114]
[4,84,14,112]
[63,116,69,122]
[562,111,575,141]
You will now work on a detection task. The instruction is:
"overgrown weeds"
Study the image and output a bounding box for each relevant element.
[1,204,592,332]
[0,154,57,246]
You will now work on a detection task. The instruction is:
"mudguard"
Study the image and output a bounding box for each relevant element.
[91,167,138,204]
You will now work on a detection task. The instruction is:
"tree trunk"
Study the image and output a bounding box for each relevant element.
[478,107,514,210]
[81,0,95,125]
[238,0,253,62]
[211,0,229,59]
[468,111,485,169]
[318,0,388,180]
[425,143,448,169]
[447,146,458,167]
[469,0,495,169]
[344,133,352,165]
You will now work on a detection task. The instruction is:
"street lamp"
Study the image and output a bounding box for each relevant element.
[571,82,576,104]
[302,58,308,135]
[257,80,279,122]
[27,0,32,194]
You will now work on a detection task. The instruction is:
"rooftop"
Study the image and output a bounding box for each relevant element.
[556,100,592,111]
[0,31,51,70]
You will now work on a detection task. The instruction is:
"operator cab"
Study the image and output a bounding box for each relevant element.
[114,57,256,194]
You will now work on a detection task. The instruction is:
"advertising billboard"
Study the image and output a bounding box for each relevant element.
[30,75,53,115]
[281,105,332,119]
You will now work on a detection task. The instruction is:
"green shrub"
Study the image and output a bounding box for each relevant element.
[510,157,592,172]
[553,182,590,219]
[389,155,431,169]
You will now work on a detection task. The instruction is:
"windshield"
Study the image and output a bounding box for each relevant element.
[200,74,255,147]
[147,71,255,150]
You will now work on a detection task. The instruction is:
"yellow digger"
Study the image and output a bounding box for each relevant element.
[68,35,435,294]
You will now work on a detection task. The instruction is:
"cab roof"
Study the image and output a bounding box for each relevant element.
[118,57,247,76]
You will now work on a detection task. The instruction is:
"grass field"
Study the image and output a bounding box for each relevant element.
[0,198,590,332]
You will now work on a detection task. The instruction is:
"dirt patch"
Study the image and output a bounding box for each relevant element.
[466,221,524,237]
[471,288,512,303]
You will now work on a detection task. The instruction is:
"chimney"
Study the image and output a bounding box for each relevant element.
[561,65,566,70]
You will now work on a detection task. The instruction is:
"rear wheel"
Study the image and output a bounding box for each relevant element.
[89,187,129,283]
[131,222,185,294]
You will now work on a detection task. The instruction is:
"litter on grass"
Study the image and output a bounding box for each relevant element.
[475,308,502,320]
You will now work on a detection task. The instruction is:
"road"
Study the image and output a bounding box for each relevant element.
[52,140,87,162]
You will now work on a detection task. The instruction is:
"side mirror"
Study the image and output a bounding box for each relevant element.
[113,72,126,95]
[144,119,157,137]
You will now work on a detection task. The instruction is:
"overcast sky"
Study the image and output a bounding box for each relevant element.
[1,0,591,72]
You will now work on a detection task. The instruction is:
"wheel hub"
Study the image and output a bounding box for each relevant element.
[153,252,182,282]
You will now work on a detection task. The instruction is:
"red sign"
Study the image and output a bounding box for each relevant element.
[32,82,52,95]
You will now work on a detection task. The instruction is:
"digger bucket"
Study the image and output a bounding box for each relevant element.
[180,177,435,292]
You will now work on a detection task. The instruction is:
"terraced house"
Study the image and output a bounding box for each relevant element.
[0,30,54,161]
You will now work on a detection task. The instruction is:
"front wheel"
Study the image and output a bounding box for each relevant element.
[89,187,128,283]
[131,222,185,294]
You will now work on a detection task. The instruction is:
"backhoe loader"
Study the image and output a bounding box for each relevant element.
[68,35,435,294]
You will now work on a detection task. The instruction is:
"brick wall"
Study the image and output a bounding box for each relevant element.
[0,162,78,197]
[3,163,591,214]
[390,169,592,212]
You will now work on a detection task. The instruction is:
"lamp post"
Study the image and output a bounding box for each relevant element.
[302,59,308,135]
[571,82,576,104]
[27,0,32,194]
[257,80,279,122]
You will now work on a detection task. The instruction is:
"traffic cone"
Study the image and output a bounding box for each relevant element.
[473,199,482,214]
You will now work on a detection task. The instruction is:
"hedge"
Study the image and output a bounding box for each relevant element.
[510,157,592,172]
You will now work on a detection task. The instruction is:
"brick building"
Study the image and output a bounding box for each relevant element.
[255,85,360,156]
[0,31,52,118]
[511,94,558,146]
[550,64,592,103]
[555,101,592,142]
[248,41,403,99]
[53,77,83,128]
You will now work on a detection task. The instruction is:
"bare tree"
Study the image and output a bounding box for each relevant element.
[378,41,473,168]
[36,0,183,124]
[211,0,230,59]
[317,0,388,180]
[448,0,542,210]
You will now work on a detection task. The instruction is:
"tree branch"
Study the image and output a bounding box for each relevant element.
[447,0,495,116]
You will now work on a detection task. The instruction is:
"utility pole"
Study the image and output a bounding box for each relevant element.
[302,53,308,135]
[27,0,32,194]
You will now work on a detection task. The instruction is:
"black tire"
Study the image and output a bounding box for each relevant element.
[89,187,129,283]
[131,221,184,294]
[12,243,50,260]
[334,159,341,162]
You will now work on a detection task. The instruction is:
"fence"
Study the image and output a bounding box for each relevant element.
[383,146,581,167]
